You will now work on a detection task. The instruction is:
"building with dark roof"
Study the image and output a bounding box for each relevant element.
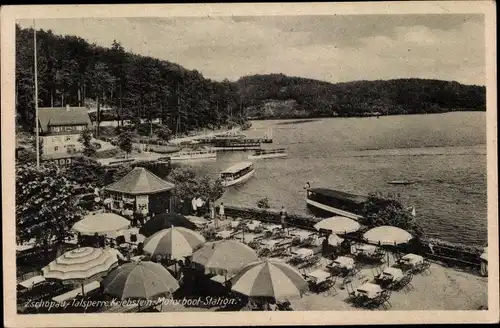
[103,167,176,215]
[37,106,92,164]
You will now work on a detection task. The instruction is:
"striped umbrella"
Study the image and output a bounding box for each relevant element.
[102,261,180,300]
[314,216,361,234]
[363,226,413,246]
[192,240,258,276]
[143,227,206,260]
[230,260,308,299]
[42,247,118,294]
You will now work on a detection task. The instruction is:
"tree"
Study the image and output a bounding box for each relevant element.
[166,167,224,212]
[361,194,424,238]
[117,130,133,158]
[155,125,172,142]
[197,175,224,203]
[78,129,96,157]
[167,167,198,203]
[64,156,105,187]
[16,163,84,246]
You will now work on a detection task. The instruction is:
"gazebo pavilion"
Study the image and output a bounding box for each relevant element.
[103,167,175,215]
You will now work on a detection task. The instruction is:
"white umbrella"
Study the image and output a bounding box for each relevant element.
[363,226,413,246]
[72,213,130,238]
[314,216,361,234]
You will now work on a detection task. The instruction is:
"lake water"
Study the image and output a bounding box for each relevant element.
[177,112,488,245]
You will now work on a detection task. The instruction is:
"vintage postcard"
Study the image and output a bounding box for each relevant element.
[1,2,498,327]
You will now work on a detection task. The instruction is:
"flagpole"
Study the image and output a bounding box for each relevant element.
[34,19,40,168]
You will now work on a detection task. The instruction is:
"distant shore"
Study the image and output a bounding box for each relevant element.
[247,109,485,121]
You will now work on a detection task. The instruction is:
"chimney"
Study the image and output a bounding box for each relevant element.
[66,104,70,111]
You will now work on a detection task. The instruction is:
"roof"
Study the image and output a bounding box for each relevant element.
[38,107,91,132]
[309,188,368,204]
[104,167,175,195]
[221,161,253,174]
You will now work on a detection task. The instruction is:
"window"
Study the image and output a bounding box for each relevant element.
[54,146,59,151]
[59,159,65,165]
[66,159,71,164]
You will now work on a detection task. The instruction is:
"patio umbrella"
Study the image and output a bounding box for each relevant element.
[314,216,361,234]
[230,260,308,299]
[42,247,118,295]
[72,213,130,238]
[192,240,258,276]
[103,198,113,205]
[101,261,180,300]
[363,226,413,246]
[143,226,206,260]
[139,213,197,237]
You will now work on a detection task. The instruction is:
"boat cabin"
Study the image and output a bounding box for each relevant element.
[306,188,367,219]
[220,162,254,181]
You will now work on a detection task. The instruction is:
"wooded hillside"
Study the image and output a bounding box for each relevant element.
[238,74,486,119]
[15,25,244,134]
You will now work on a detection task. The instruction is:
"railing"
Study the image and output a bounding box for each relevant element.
[221,204,486,272]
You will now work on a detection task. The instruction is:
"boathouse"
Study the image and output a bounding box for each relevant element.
[103,167,175,215]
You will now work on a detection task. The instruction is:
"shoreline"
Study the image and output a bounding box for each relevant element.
[247,110,485,121]
[169,126,243,145]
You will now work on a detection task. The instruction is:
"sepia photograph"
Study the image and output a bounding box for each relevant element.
[1,2,498,327]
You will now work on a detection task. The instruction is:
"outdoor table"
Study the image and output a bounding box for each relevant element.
[264,224,282,232]
[332,256,355,270]
[246,220,262,231]
[52,281,101,303]
[291,248,314,259]
[18,275,46,289]
[400,253,424,267]
[186,216,209,228]
[356,282,382,299]
[235,233,263,244]
[131,255,145,262]
[379,267,404,282]
[216,230,233,239]
[260,239,282,251]
[354,244,377,256]
[290,230,315,242]
[210,274,234,285]
[306,269,331,284]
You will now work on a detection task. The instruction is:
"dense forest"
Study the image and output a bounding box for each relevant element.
[15,25,244,135]
[238,74,486,119]
[16,25,486,133]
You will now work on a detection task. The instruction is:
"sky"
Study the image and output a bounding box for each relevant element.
[18,14,485,85]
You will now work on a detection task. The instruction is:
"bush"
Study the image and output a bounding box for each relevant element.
[256,197,270,209]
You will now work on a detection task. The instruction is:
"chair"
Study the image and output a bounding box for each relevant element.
[416,259,432,275]
[322,276,338,297]
[306,255,321,268]
[367,289,392,310]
